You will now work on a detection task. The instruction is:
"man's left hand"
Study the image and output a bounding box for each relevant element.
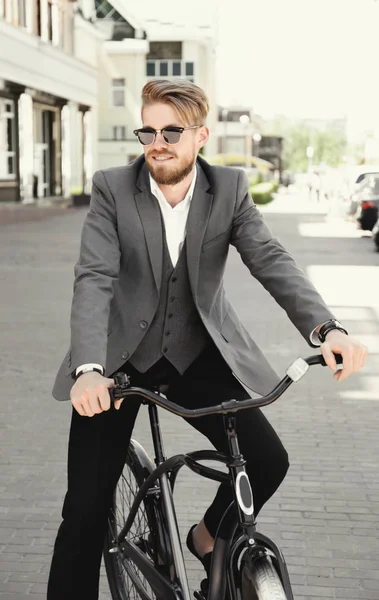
[320,330,368,382]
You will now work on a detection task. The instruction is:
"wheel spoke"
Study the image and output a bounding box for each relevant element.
[105,461,158,600]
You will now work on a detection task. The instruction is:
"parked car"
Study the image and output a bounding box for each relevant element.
[356,175,379,231]
[346,171,379,217]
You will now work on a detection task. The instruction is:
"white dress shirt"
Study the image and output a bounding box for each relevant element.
[149,166,197,266]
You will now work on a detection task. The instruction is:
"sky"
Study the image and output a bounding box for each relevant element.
[215,0,378,121]
[133,0,379,136]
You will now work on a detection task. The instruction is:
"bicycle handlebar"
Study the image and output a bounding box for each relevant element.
[109,353,343,418]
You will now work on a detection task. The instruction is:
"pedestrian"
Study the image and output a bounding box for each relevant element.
[47,79,367,600]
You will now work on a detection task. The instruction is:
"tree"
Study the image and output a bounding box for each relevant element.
[264,117,347,172]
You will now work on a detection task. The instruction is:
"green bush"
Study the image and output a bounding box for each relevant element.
[250,181,277,204]
[70,186,84,195]
[249,172,263,187]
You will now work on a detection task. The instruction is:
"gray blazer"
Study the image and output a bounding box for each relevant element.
[52,155,334,401]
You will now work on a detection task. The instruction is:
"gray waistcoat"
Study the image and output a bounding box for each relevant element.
[129,222,210,374]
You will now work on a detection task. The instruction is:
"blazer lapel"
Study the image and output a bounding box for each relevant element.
[186,163,213,295]
[134,163,163,292]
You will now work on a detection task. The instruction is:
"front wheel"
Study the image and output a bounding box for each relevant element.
[241,556,288,600]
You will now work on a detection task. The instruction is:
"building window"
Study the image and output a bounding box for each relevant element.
[185,62,194,76]
[146,60,195,80]
[47,0,61,45]
[146,62,155,76]
[36,0,69,48]
[95,0,124,21]
[147,42,182,60]
[18,0,27,27]
[112,79,125,107]
[113,126,126,140]
[159,62,168,76]
[0,99,16,179]
[173,62,181,76]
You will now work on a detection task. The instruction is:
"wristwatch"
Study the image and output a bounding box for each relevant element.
[318,319,348,343]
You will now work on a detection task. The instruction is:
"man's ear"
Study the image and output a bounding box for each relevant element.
[198,126,210,148]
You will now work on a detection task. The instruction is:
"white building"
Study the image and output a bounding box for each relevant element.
[94,0,218,170]
[0,0,103,202]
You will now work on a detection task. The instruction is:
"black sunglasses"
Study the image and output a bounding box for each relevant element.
[133,125,203,146]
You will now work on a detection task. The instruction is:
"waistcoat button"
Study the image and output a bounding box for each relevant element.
[171,276,177,282]
[121,351,129,360]
[139,320,148,329]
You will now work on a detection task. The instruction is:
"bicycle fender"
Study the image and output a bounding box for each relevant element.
[128,438,155,478]
[249,531,294,600]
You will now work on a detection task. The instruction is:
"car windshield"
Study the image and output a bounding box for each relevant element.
[355,172,379,185]
[359,176,379,196]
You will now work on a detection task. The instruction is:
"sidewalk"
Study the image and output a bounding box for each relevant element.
[261,187,346,216]
[0,200,71,227]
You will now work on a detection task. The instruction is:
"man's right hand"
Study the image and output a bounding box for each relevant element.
[70,371,118,417]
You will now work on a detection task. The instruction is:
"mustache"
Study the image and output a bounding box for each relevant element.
[147,151,176,159]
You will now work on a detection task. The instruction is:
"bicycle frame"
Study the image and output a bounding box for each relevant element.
[109,400,294,600]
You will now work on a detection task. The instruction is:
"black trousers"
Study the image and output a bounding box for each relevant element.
[47,344,289,600]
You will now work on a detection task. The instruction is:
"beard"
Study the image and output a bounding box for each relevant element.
[145,151,196,185]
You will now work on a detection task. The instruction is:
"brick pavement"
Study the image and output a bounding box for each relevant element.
[0,201,71,227]
[1,198,378,600]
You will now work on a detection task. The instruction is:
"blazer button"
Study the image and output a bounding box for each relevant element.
[140,320,148,329]
[121,351,129,360]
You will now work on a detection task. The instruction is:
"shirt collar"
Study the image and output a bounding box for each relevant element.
[149,165,197,204]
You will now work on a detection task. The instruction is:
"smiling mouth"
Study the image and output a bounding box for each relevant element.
[151,156,174,162]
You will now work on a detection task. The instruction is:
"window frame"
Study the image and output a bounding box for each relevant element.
[113,125,126,140]
[0,99,17,180]
[146,60,195,79]
[111,78,126,109]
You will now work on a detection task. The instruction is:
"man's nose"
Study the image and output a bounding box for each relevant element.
[153,131,168,149]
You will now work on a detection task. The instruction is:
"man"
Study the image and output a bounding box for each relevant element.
[48,79,367,599]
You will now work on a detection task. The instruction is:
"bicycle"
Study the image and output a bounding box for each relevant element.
[103,352,342,600]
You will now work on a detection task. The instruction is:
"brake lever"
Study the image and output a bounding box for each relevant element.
[109,372,131,401]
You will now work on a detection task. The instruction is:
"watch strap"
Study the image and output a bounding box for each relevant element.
[318,320,348,343]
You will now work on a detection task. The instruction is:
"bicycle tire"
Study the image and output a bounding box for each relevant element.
[104,440,169,600]
[241,556,288,600]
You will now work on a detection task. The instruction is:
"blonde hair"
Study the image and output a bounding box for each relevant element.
[141,79,209,126]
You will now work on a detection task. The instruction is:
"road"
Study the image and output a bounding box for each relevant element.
[1,192,378,599]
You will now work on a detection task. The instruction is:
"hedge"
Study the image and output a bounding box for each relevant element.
[250,181,278,204]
